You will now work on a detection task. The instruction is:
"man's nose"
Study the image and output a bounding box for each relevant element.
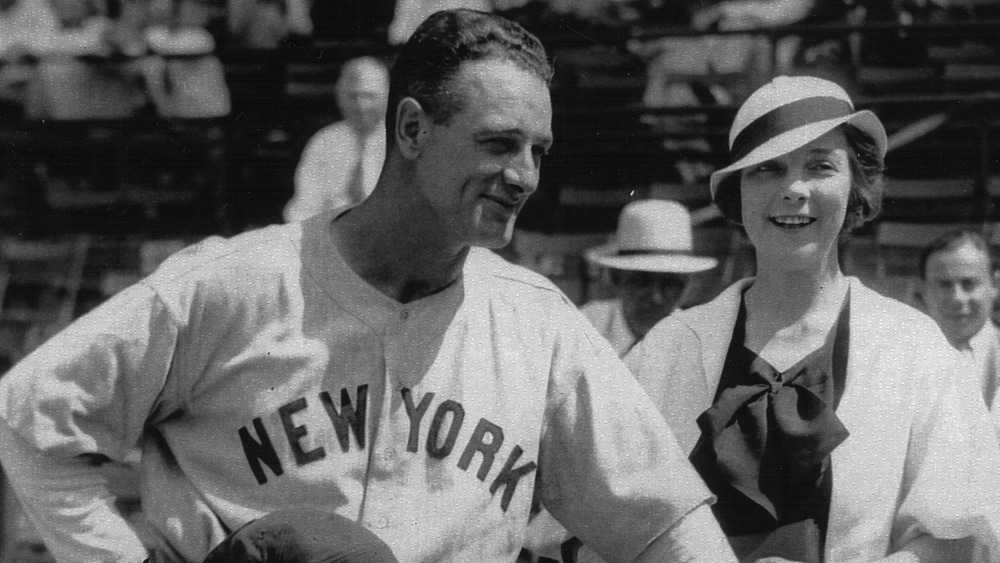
[948,284,971,304]
[646,282,672,304]
[503,150,540,194]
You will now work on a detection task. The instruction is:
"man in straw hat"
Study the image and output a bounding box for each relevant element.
[583,199,718,357]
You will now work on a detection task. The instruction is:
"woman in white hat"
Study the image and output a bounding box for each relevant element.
[583,199,718,357]
[626,75,1000,562]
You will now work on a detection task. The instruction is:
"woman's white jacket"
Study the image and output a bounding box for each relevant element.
[627,277,1000,562]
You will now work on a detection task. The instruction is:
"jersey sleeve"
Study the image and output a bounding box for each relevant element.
[536,306,716,563]
[0,282,181,561]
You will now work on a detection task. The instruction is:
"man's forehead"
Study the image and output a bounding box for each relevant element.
[451,61,552,133]
[452,59,550,100]
[927,245,993,278]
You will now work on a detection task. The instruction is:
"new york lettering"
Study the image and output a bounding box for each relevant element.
[238,385,536,511]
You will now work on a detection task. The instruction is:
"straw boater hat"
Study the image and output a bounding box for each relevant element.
[709,75,888,199]
[585,200,718,274]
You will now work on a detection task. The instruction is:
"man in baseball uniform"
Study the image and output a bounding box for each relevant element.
[0,9,734,563]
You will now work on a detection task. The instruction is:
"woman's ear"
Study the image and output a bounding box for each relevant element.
[395,97,429,160]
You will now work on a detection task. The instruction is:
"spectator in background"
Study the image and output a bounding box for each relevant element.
[226,0,312,49]
[0,0,148,119]
[920,229,1000,417]
[629,0,854,113]
[582,199,718,357]
[136,0,232,118]
[284,56,388,222]
[388,0,493,45]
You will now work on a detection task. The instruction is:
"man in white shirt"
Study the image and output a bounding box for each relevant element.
[284,56,389,222]
[920,229,1000,415]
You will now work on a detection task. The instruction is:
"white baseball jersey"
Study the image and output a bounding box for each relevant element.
[580,298,636,358]
[0,210,712,563]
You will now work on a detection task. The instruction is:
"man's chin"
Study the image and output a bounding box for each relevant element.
[474,236,513,250]
[472,222,516,249]
[944,319,983,347]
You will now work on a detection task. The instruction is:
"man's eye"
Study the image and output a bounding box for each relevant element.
[484,138,515,153]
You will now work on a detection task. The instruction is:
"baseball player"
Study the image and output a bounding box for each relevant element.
[0,9,735,563]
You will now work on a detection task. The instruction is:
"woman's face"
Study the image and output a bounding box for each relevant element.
[739,129,853,270]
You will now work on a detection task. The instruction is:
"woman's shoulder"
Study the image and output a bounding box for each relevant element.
[848,278,943,338]
[668,278,750,330]
[632,279,749,362]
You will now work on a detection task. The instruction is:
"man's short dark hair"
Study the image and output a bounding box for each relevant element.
[919,229,993,279]
[385,9,553,146]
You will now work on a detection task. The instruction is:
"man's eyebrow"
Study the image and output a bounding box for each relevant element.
[475,128,553,148]
[476,127,521,136]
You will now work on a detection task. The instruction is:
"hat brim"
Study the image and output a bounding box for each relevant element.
[709,110,887,199]
[585,245,719,274]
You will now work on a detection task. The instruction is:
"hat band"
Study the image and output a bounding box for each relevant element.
[730,96,853,162]
[618,249,693,257]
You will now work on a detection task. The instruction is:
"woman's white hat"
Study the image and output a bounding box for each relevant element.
[709,75,888,199]
[585,200,719,274]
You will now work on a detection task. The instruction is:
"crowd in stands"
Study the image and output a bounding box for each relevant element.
[0,0,311,120]
[2,0,997,123]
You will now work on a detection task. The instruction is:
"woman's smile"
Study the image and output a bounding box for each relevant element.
[769,215,816,229]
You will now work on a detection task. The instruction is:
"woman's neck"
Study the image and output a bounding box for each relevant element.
[749,264,846,319]
[743,257,849,370]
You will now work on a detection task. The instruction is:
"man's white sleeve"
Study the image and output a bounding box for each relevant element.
[0,420,147,562]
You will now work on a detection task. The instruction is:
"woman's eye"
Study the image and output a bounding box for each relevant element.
[809,160,837,172]
[752,162,780,173]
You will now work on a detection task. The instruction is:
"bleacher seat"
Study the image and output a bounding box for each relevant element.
[0,235,90,362]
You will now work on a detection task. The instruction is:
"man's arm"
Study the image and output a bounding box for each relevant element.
[574,504,734,563]
[0,420,147,562]
[539,304,734,563]
[634,503,736,563]
[0,283,181,562]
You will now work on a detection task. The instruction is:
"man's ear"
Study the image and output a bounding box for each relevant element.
[395,97,430,159]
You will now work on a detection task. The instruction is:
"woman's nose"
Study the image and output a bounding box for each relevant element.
[781,178,810,202]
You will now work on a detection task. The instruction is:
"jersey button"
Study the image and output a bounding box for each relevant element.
[401,310,409,320]
[376,516,388,529]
